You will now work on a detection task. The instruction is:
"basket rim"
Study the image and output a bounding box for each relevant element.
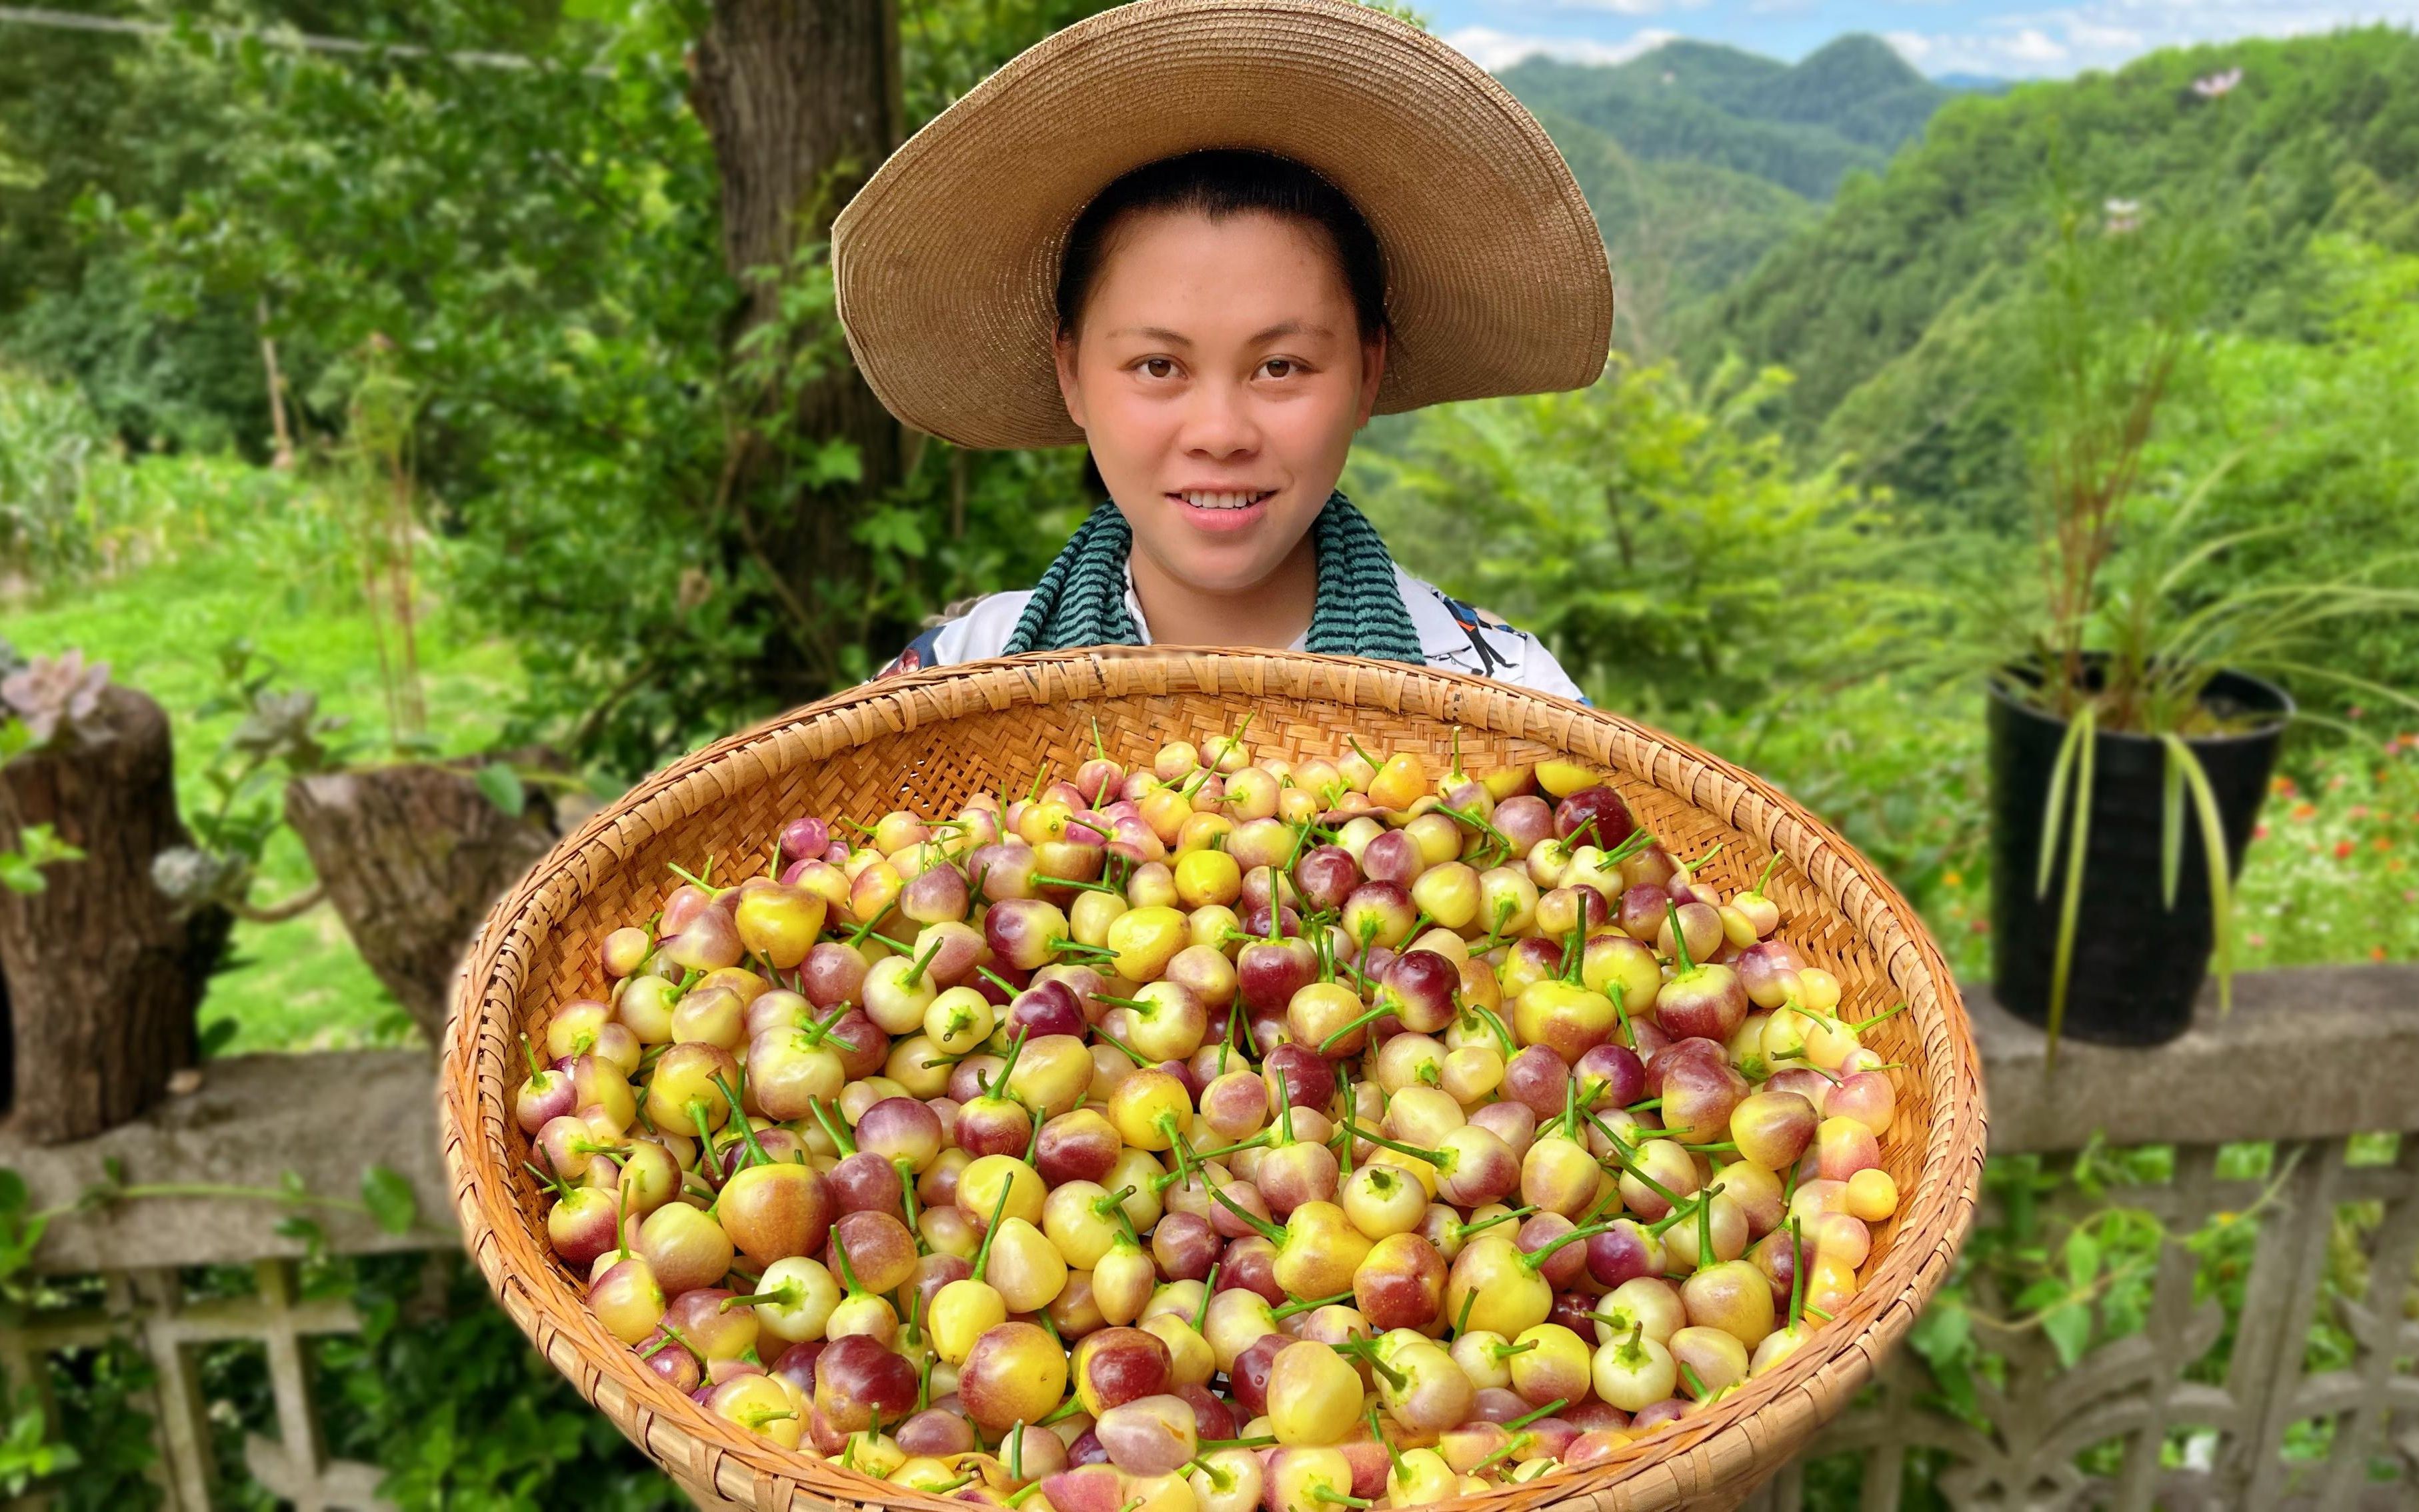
[439,646,1986,1512]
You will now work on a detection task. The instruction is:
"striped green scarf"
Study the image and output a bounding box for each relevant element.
[1001,491,1426,662]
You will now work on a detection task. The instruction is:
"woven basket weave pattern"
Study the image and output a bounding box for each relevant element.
[441,649,1984,1511]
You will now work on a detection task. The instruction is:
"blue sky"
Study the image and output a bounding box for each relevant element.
[1433,0,2419,79]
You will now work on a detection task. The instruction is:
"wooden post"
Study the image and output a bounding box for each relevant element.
[0,686,227,1143]
[283,761,557,1047]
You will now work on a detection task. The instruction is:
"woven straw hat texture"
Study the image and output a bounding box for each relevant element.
[830,0,1615,450]
[441,649,1984,1512]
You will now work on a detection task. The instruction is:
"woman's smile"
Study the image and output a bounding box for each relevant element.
[1170,487,1278,533]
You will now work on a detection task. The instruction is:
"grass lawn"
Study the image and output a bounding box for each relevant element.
[9,478,525,1054]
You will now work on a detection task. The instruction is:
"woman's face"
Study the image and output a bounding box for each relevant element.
[1055,208,1386,598]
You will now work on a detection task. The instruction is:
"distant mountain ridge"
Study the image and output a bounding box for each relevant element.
[1499,34,1955,201]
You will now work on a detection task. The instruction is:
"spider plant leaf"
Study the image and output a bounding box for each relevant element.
[2170,738,2235,1019]
[2153,523,2292,600]
[2242,660,2419,719]
[2159,738,2186,911]
[2036,705,2089,901]
[2046,706,2096,1069]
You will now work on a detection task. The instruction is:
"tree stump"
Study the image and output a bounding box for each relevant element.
[283,759,560,1047]
[0,686,228,1143]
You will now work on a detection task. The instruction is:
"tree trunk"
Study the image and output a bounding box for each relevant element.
[283,760,559,1048]
[689,0,909,693]
[0,687,227,1143]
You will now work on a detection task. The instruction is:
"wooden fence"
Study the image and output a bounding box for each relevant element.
[5,966,2416,1511]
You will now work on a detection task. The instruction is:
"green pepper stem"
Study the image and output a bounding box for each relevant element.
[1097,1031,1151,1069]
[971,1171,1019,1283]
[900,932,946,989]
[1205,1178,1284,1244]
[1340,1120,1443,1165]
[1504,1397,1569,1431]
[1517,1217,1620,1273]
[1194,1265,1218,1333]
[1665,900,1695,972]
[1272,1287,1353,1319]
[987,1022,1033,1100]
[1788,1216,1807,1329]
[1849,1002,1909,1032]
[1318,1003,1391,1051]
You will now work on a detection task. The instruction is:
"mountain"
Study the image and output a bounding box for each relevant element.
[1498,35,1954,201]
[1692,26,2419,522]
[1530,108,1816,351]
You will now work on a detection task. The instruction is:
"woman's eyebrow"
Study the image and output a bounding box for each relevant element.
[1250,319,1323,342]
[1107,325,1195,345]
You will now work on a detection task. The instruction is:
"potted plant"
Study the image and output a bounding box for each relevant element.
[1982,194,2414,1051]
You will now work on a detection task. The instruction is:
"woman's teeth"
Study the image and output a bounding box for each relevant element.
[1179,491,1270,510]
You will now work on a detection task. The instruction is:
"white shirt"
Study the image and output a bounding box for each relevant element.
[875,561,1589,703]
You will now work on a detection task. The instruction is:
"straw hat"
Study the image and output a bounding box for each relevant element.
[831,0,1614,450]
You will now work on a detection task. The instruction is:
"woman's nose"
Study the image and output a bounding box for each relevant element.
[1175,377,1261,457]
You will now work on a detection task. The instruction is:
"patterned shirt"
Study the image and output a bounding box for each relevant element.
[875,561,1587,703]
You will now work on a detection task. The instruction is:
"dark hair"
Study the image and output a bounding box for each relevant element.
[1055,150,1391,496]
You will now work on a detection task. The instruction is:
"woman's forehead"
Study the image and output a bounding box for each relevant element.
[1082,209,1356,332]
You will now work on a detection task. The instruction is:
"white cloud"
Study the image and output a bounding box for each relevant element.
[1886,1,2419,80]
[1442,23,1680,69]
[2005,25,2068,61]
[1545,0,1693,13]
[1882,29,1933,64]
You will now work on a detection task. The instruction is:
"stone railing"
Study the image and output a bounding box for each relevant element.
[5,965,2416,1511]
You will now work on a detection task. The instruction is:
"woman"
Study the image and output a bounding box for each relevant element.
[833,0,1612,699]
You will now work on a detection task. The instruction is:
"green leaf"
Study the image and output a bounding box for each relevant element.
[198,1019,239,1058]
[2046,705,2096,1065]
[2041,1301,2094,1369]
[473,763,527,819]
[2168,737,2237,1016]
[0,855,41,895]
[2035,707,2088,901]
[1908,1295,1970,1366]
[2159,739,2186,910]
[2064,1227,2102,1291]
[0,719,29,765]
[0,1172,24,1218]
[361,1165,418,1236]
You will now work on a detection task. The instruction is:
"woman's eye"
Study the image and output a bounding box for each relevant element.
[1141,357,1175,378]
[1262,358,1295,379]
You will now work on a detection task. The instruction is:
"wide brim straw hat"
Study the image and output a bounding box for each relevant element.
[832,0,1614,450]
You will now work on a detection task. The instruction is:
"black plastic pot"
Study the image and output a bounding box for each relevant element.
[1988,665,2292,1047]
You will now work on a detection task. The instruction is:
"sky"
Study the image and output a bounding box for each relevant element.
[1432,0,2419,79]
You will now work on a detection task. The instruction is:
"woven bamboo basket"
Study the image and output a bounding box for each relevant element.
[440,649,1985,1512]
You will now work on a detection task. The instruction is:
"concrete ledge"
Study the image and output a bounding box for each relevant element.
[1971,964,2419,1153]
[1,1048,455,1274]
[3,966,2414,1271]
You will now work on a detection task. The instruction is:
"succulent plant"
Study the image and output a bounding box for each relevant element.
[1,648,113,749]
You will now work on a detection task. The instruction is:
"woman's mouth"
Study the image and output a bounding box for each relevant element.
[1169,489,1275,533]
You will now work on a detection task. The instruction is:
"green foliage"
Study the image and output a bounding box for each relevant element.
[0,823,84,895]
[6,483,516,1053]
[1528,112,1816,354]
[1498,35,1950,203]
[2144,239,2419,697]
[57,0,1093,777]
[1350,356,1890,719]
[1706,27,2419,483]
[0,368,127,580]
[316,1253,679,1511]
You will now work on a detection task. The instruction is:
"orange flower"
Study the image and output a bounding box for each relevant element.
[2378,837,2394,853]
[1943,870,1964,889]
[2272,776,2298,796]
[2373,945,2390,963]
[2336,840,2356,860]
[2290,803,2317,821]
